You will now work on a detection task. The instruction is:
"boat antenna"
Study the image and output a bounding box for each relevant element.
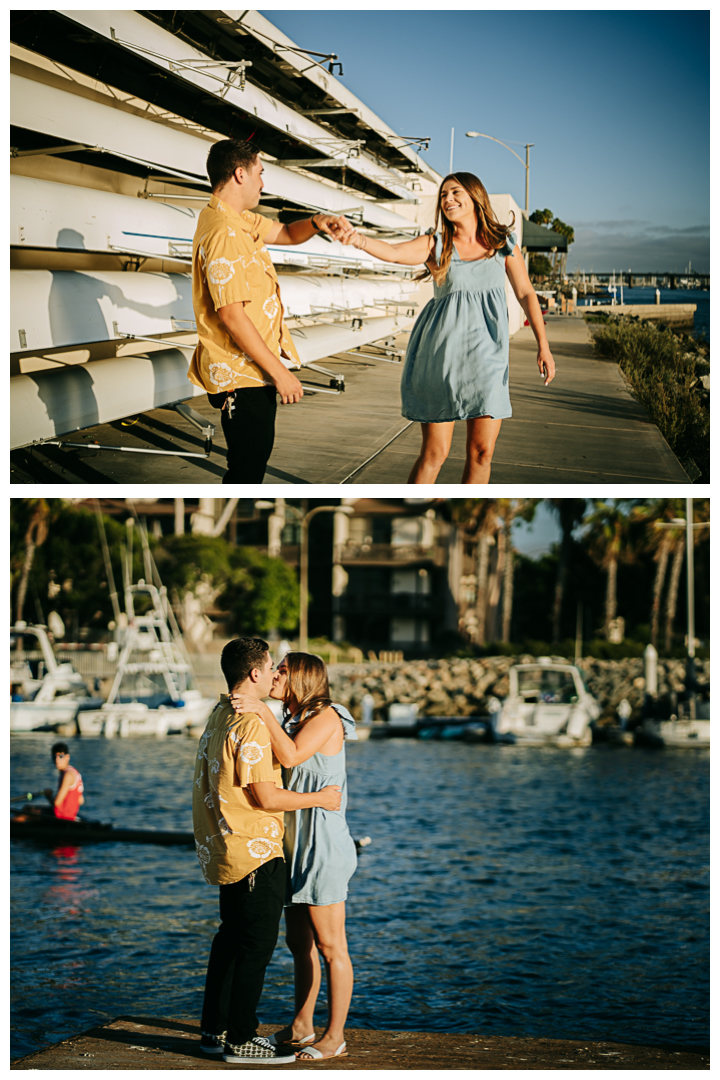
[139,516,154,584]
[126,502,194,668]
[94,501,122,624]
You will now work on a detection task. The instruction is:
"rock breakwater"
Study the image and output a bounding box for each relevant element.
[328,655,709,722]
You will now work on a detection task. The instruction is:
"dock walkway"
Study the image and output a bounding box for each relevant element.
[10,316,689,485]
[11,1017,709,1070]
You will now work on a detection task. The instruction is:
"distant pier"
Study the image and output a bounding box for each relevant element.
[10,1017,710,1070]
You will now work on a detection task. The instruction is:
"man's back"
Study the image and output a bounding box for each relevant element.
[192,696,284,886]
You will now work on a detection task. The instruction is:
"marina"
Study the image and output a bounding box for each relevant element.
[10,735,710,1060]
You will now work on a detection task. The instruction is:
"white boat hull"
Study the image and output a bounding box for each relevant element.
[11,74,412,231]
[11,314,412,449]
[78,695,215,737]
[639,718,710,748]
[10,700,79,731]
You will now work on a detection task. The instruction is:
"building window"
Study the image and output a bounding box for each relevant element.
[390,617,430,644]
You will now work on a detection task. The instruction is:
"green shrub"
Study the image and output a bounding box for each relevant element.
[588,316,709,481]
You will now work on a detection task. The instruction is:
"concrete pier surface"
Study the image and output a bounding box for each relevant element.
[10,315,689,485]
[10,1017,709,1070]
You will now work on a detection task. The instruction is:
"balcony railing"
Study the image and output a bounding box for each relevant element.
[338,592,437,615]
[337,542,445,566]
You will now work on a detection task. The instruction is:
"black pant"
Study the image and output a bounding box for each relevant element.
[200,857,285,1045]
[219,386,277,484]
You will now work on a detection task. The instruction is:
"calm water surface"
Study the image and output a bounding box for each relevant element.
[578,286,710,341]
[11,735,709,1059]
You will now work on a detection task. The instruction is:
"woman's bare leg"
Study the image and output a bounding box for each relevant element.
[273,906,321,1043]
[407,422,455,484]
[295,902,352,1059]
[462,417,502,484]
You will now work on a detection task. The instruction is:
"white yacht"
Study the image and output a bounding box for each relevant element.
[10,623,101,732]
[77,582,215,738]
[470,659,601,747]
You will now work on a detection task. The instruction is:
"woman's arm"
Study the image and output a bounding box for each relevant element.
[229,696,342,767]
[229,694,298,766]
[342,230,434,266]
[504,245,556,386]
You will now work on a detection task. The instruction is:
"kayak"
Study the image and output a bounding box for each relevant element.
[10,810,194,847]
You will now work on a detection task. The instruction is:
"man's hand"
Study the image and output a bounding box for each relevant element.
[314,214,354,241]
[273,366,304,404]
[316,785,342,811]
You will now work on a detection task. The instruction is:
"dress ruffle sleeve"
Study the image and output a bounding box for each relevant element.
[499,231,518,257]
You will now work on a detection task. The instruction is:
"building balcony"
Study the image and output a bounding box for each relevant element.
[338,592,438,616]
[337,542,445,566]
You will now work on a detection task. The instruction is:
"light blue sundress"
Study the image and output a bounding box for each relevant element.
[401,231,517,423]
[282,703,358,906]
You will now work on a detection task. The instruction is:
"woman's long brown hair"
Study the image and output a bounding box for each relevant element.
[283,652,333,727]
[419,172,516,286]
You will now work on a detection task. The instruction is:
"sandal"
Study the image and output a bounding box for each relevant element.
[295,1041,347,1061]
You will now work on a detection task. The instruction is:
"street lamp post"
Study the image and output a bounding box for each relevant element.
[466,132,534,216]
[274,504,353,653]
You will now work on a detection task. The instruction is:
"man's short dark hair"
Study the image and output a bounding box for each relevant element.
[51,741,69,756]
[221,638,270,690]
[206,139,259,191]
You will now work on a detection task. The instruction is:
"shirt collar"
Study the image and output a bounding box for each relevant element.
[208,194,256,232]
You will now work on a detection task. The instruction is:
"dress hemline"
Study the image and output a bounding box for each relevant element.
[401,411,512,423]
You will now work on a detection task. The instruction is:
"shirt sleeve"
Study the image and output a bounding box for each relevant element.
[201,223,254,310]
[252,212,274,244]
[233,715,276,787]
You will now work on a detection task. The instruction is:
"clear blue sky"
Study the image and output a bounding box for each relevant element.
[261,10,709,272]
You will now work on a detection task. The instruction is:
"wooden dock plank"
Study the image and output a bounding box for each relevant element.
[10,1017,709,1070]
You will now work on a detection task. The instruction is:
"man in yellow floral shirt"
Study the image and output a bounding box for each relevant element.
[189,139,352,483]
[193,637,341,1064]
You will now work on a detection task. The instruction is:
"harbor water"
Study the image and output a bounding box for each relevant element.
[578,287,710,341]
[11,734,709,1060]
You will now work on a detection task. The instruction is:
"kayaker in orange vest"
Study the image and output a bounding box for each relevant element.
[44,742,84,821]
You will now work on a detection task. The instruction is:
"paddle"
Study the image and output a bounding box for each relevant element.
[10,791,47,804]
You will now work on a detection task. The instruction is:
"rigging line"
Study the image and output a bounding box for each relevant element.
[338,422,414,484]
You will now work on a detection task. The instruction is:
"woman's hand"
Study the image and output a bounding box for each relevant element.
[230,692,278,725]
[538,347,556,386]
[341,228,368,251]
[316,785,342,811]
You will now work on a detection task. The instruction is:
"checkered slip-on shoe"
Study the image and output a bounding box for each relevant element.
[223,1036,296,1064]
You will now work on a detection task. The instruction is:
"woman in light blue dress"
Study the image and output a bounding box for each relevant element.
[343,172,556,484]
[231,652,356,1062]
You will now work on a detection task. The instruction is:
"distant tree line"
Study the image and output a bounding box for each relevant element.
[10,498,710,657]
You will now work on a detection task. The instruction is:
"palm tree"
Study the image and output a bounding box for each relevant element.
[585,500,634,639]
[547,499,587,643]
[662,499,710,652]
[496,499,539,642]
[632,499,686,648]
[448,499,500,644]
[15,499,52,626]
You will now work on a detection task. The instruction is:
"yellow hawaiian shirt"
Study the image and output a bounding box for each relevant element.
[188,195,300,394]
[192,697,285,886]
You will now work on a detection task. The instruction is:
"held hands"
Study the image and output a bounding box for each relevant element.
[340,228,368,251]
[313,214,354,241]
[538,347,556,386]
[317,784,342,811]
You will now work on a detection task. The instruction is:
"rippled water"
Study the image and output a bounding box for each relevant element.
[11,734,709,1059]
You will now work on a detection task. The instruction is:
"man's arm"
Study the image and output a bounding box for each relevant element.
[264,214,354,247]
[52,771,74,809]
[217,303,303,404]
[247,781,342,812]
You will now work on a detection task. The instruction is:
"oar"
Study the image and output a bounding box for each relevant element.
[10,791,46,804]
